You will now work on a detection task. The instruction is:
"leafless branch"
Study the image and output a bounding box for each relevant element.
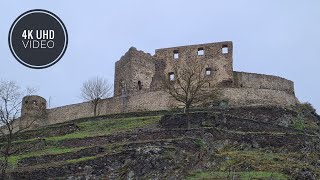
[0,80,38,178]
[80,76,112,116]
[162,59,221,114]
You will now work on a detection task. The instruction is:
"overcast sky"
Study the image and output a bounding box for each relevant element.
[0,1,319,111]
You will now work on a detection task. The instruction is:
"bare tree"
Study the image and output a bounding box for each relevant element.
[80,77,112,116]
[0,80,37,178]
[162,59,221,114]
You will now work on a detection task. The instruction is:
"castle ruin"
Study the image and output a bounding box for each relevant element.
[19,41,298,129]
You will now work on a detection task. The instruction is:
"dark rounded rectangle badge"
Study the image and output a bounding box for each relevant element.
[9,9,68,69]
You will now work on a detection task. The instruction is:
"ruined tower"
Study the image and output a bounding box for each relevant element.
[114,47,155,97]
[20,95,47,129]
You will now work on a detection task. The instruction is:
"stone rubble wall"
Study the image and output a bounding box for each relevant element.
[40,86,297,127]
[45,91,171,125]
[14,41,298,129]
[233,71,294,94]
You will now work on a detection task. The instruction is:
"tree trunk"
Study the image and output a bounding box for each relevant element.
[93,103,97,116]
[185,103,191,129]
[184,103,190,114]
[1,138,11,179]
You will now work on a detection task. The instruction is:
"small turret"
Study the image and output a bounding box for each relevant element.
[20,95,47,129]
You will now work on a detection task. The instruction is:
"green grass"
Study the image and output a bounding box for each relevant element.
[206,149,320,179]
[4,116,160,144]
[0,116,160,169]
[194,138,206,148]
[66,156,97,164]
[0,147,80,168]
[45,116,160,141]
[187,171,288,180]
[216,150,306,172]
[292,115,306,131]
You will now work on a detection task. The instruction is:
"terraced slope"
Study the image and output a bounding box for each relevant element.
[0,106,319,179]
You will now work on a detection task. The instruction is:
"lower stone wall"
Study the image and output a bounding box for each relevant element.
[47,102,93,125]
[45,91,172,125]
[12,85,297,129]
[224,88,297,107]
[127,91,172,112]
[98,96,123,116]
[233,71,294,94]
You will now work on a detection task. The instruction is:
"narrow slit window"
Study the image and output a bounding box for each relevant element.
[173,50,179,59]
[222,45,228,54]
[169,72,175,81]
[205,68,212,75]
[138,81,142,90]
[197,48,204,56]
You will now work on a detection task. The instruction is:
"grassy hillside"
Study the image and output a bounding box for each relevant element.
[0,106,319,179]
[1,116,160,168]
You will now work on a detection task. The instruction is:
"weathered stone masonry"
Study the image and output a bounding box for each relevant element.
[18,41,298,129]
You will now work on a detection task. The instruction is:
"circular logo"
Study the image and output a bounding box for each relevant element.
[8,9,68,69]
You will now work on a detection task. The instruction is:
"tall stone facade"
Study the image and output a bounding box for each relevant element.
[18,41,298,130]
[153,41,233,88]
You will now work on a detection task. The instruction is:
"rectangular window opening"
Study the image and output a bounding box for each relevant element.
[173,50,179,59]
[169,72,175,81]
[138,81,142,90]
[197,48,204,56]
[205,68,212,76]
[222,45,229,54]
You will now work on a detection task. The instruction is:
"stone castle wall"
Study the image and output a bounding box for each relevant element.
[154,41,234,87]
[25,86,297,127]
[233,71,294,94]
[42,90,172,125]
[46,96,123,125]
[15,41,298,130]
[224,88,297,107]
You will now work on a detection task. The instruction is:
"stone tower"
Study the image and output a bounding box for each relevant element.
[20,95,47,130]
[114,47,155,97]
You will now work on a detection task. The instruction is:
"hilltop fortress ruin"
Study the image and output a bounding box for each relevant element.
[19,41,298,129]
